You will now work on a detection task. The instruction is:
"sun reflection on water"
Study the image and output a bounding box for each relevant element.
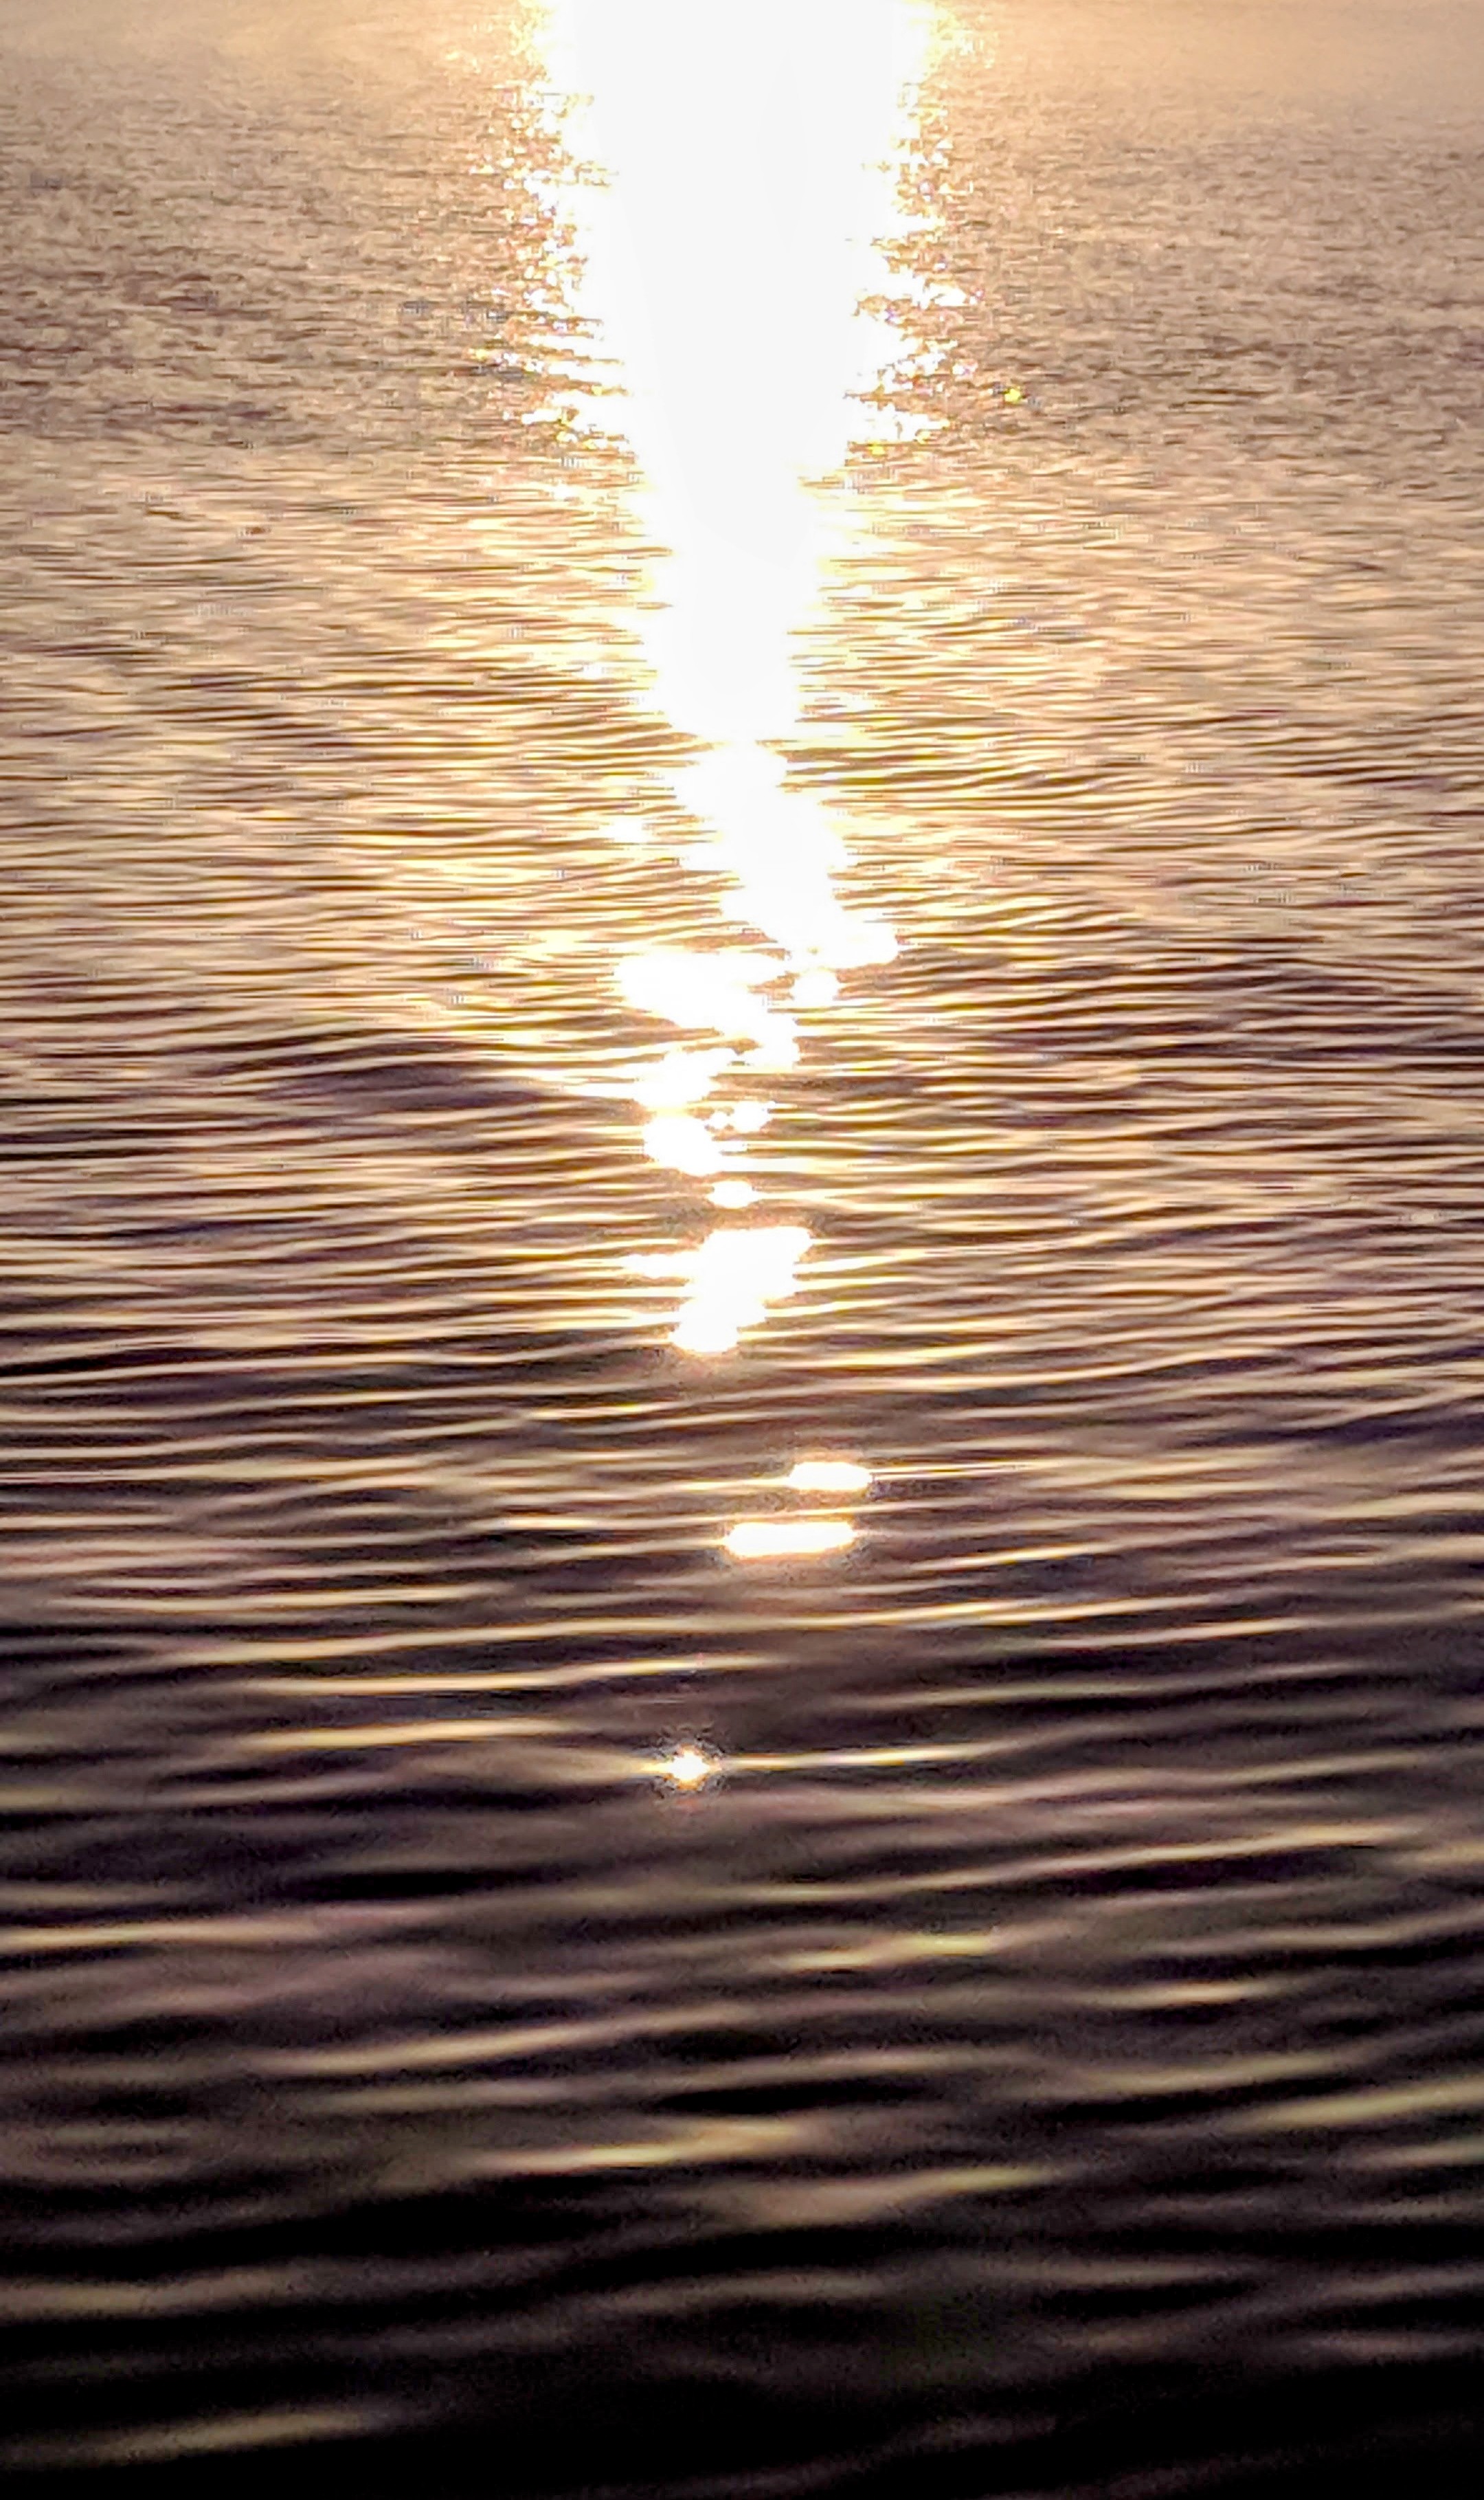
[542,0,938,729]
[367,11,939,1796]
[724,1517,857,1560]
[627,1224,813,1357]
[657,1743,721,1792]
[789,1460,874,1496]
[539,1,934,1416]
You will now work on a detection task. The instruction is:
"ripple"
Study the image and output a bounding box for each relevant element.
[4,0,1484,2490]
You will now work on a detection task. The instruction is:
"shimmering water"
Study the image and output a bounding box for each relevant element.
[5,0,1484,2488]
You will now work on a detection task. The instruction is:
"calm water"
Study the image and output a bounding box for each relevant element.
[5,0,1484,2488]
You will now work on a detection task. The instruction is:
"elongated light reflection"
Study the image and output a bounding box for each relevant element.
[658,1743,719,1789]
[725,1518,856,1559]
[627,1223,812,1355]
[543,0,935,740]
[542,1,936,1352]
[546,0,930,862]
[789,1460,873,1495]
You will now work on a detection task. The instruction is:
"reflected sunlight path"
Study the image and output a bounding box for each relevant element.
[534,0,945,1649]
[541,0,937,1387]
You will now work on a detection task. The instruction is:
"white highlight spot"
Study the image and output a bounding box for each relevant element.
[791,967,840,1008]
[743,1021,800,1073]
[673,1306,741,1357]
[788,1459,873,1495]
[660,1743,719,1789]
[666,1223,811,1356]
[724,1517,855,1560]
[618,949,788,1042]
[642,1113,723,1176]
[633,1047,735,1111]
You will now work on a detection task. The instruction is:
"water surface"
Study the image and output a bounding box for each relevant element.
[4,1,1484,2489]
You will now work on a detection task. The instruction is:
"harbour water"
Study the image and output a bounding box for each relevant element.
[4,1,1484,2488]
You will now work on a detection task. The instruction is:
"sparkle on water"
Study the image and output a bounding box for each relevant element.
[787,1459,874,1495]
[723,1517,857,1561]
[631,1047,737,1111]
[626,1224,813,1355]
[14,0,1484,2488]
[657,1743,719,1791]
[640,1111,723,1177]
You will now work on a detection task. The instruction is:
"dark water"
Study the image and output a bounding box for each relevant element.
[5,0,1484,2488]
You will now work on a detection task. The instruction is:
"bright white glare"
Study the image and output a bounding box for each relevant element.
[724,1517,856,1559]
[542,2,928,1352]
[673,1223,811,1354]
[618,949,787,1042]
[670,746,897,973]
[633,1047,735,1111]
[658,1743,719,1789]
[673,1306,743,1356]
[742,1024,800,1074]
[642,1113,723,1176]
[792,967,840,1008]
[729,1102,771,1135]
[543,0,914,998]
[788,1459,873,1494]
[626,1224,811,1352]
[544,0,936,741]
